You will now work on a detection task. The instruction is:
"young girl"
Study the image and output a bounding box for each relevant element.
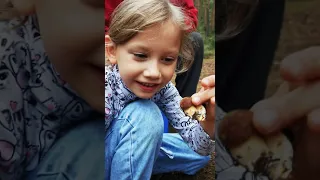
[105,0,215,179]
[105,0,204,98]
[0,0,105,179]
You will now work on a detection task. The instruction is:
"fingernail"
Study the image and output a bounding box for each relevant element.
[289,64,303,78]
[211,98,215,103]
[253,110,279,133]
[193,97,200,104]
[202,79,209,85]
[308,109,320,125]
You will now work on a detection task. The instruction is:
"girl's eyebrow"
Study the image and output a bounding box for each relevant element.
[130,44,179,55]
[130,44,151,52]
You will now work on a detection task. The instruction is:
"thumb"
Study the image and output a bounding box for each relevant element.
[251,81,320,135]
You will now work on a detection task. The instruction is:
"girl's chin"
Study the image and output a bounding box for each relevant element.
[133,89,157,99]
[136,93,155,99]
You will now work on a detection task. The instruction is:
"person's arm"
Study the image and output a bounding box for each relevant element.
[156,82,214,156]
[0,19,30,180]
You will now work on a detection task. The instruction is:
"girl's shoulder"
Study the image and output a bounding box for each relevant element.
[0,15,35,34]
[0,15,46,71]
[0,15,41,52]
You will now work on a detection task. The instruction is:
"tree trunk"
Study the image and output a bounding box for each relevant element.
[195,0,200,12]
[204,0,207,35]
[210,0,214,33]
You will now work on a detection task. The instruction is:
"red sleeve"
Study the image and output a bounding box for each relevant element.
[171,0,199,31]
[105,0,123,32]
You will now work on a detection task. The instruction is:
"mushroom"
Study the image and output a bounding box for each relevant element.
[180,97,206,121]
[218,110,293,180]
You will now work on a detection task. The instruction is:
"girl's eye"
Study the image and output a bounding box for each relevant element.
[134,53,147,59]
[163,57,176,63]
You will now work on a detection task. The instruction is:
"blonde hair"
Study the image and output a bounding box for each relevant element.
[107,0,194,74]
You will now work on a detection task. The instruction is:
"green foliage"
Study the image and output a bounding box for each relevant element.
[196,0,215,58]
[204,35,215,58]
[198,25,214,58]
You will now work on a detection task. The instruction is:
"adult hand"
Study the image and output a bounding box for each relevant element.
[191,75,215,106]
[251,46,320,135]
[191,75,215,139]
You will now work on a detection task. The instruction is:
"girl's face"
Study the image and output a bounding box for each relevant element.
[33,0,105,112]
[107,20,181,99]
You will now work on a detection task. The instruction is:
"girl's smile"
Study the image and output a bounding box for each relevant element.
[136,81,160,93]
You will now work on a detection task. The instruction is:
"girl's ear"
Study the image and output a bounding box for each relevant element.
[10,0,35,15]
[105,35,117,65]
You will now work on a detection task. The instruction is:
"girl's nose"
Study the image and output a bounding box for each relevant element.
[143,61,161,79]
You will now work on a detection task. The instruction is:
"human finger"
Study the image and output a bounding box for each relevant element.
[200,75,215,88]
[251,81,320,135]
[280,46,320,83]
[191,87,215,106]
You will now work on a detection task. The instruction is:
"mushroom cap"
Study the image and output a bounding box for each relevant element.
[180,97,206,121]
[180,97,193,110]
[218,109,260,149]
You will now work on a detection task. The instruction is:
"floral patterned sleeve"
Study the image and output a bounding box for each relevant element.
[105,65,113,128]
[215,105,269,180]
[0,16,93,180]
[155,82,214,156]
